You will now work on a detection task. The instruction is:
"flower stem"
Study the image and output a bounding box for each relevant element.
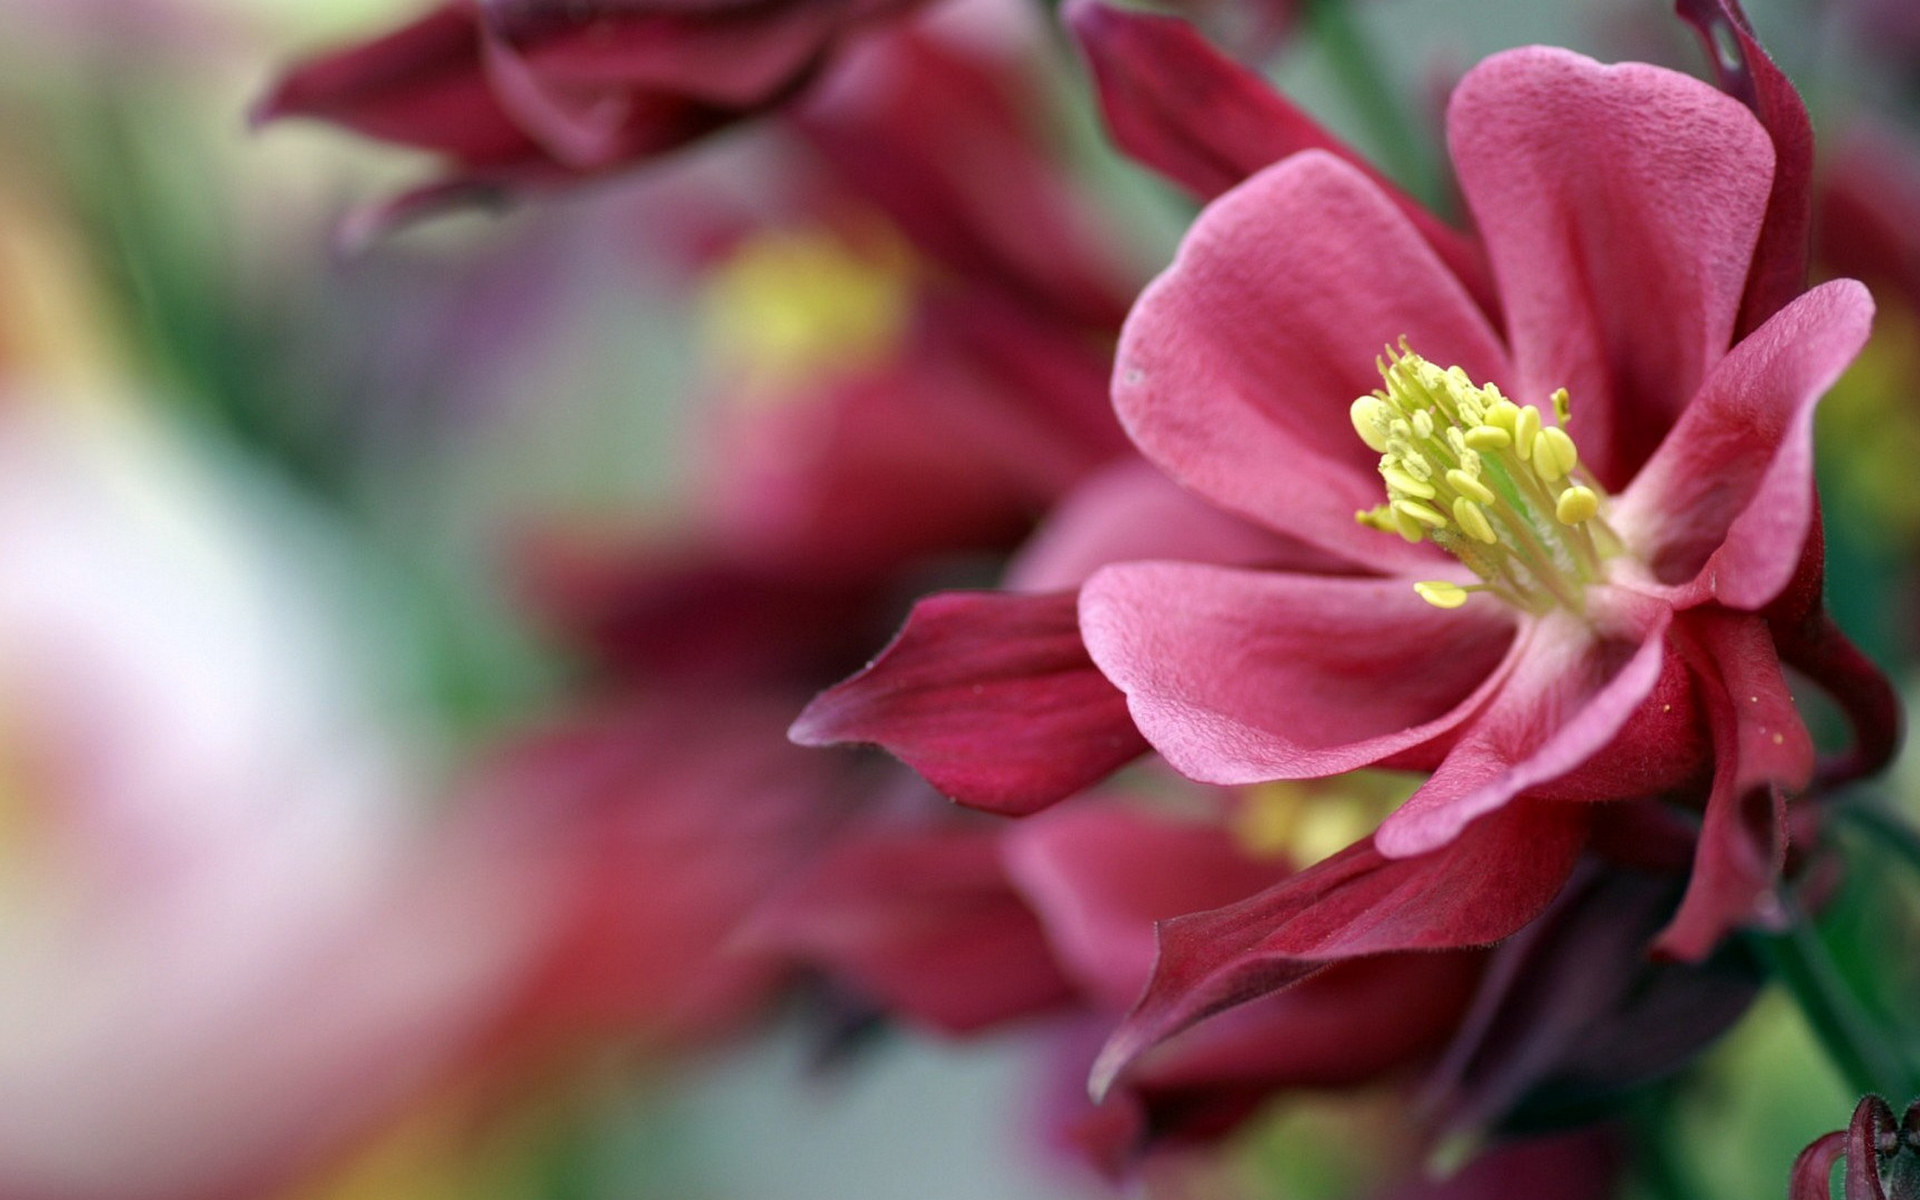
[1303,0,1445,213]
[1749,895,1918,1100]
[1838,798,1920,882]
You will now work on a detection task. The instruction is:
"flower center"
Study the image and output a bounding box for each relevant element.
[700,221,914,403]
[1351,344,1619,614]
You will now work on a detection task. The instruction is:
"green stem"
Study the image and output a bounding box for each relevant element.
[1304,0,1445,213]
[1749,896,1917,1100]
[1839,799,1920,882]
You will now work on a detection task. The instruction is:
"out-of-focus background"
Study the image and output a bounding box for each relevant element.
[0,0,1915,1197]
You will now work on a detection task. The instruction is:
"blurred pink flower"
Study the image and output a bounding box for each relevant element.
[0,404,573,1200]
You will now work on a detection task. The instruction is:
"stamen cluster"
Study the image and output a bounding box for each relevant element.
[1351,345,1617,613]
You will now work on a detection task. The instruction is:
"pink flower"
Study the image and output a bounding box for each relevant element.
[797,5,1901,1098]
[1081,40,1869,945]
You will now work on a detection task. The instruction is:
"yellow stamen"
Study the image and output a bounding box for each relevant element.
[1413,580,1471,609]
[1353,343,1620,616]
[1556,485,1600,525]
[1452,497,1498,544]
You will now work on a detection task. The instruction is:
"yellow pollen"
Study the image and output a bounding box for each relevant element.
[1534,426,1579,481]
[1452,497,1498,544]
[1513,405,1542,461]
[1413,580,1471,608]
[1556,486,1600,525]
[1393,498,1448,528]
[1355,342,1621,615]
[1447,469,1496,506]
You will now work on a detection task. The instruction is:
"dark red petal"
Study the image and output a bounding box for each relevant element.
[1063,0,1495,314]
[790,591,1148,815]
[752,825,1076,1035]
[1676,0,1816,337]
[1655,611,1811,959]
[257,3,537,165]
[1847,1095,1898,1200]
[1089,799,1587,1097]
[1792,1132,1848,1200]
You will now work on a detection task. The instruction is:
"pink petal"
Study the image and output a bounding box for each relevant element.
[1655,611,1811,959]
[1007,459,1342,592]
[1381,1129,1624,1200]
[1375,597,1679,858]
[790,591,1148,815]
[1677,0,1816,335]
[1001,804,1289,1009]
[1448,46,1776,486]
[1080,562,1516,784]
[1063,0,1495,316]
[1113,152,1509,570]
[1614,279,1874,611]
[1089,799,1588,1096]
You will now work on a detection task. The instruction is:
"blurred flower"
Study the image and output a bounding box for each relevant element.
[0,401,576,1200]
[253,0,937,234]
[1791,1095,1920,1200]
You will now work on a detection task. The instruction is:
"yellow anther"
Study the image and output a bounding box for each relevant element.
[1486,399,1520,433]
[1535,426,1579,481]
[1513,405,1542,461]
[1445,427,1469,457]
[1382,466,1435,499]
[1413,580,1470,609]
[1391,507,1424,542]
[1351,397,1392,452]
[1401,452,1433,481]
[1411,410,1435,438]
[1452,497,1498,544]
[1446,469,1496,506]
[1556,485,1600,525]
[1464,425,1512,451]
[1393,498,1448,528]
[1552,387,1572,425]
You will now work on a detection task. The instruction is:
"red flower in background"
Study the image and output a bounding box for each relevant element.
[254,0,932,232]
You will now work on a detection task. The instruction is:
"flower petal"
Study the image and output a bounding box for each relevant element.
[1088,799,1588,1097]
[1613,279,1873,611]
[790,591,1148,815]
[1001,804,1289,1010]
[1654,611,1811,959]
[1007,459,1343,592]
[752,826,1076,1035]
[1449,46,1775,486]
[1374,599,1676,858]
[1063,0,1495,315]
[1113,152,1509,570]
[1080,562,1516,785]
[1676,0,1816,335]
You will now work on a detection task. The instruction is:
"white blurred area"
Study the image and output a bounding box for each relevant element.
[0,398,565,1200]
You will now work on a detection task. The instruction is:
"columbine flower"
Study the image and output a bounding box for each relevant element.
[1792,1096,1920,1200]
[1079,43,1871,956]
